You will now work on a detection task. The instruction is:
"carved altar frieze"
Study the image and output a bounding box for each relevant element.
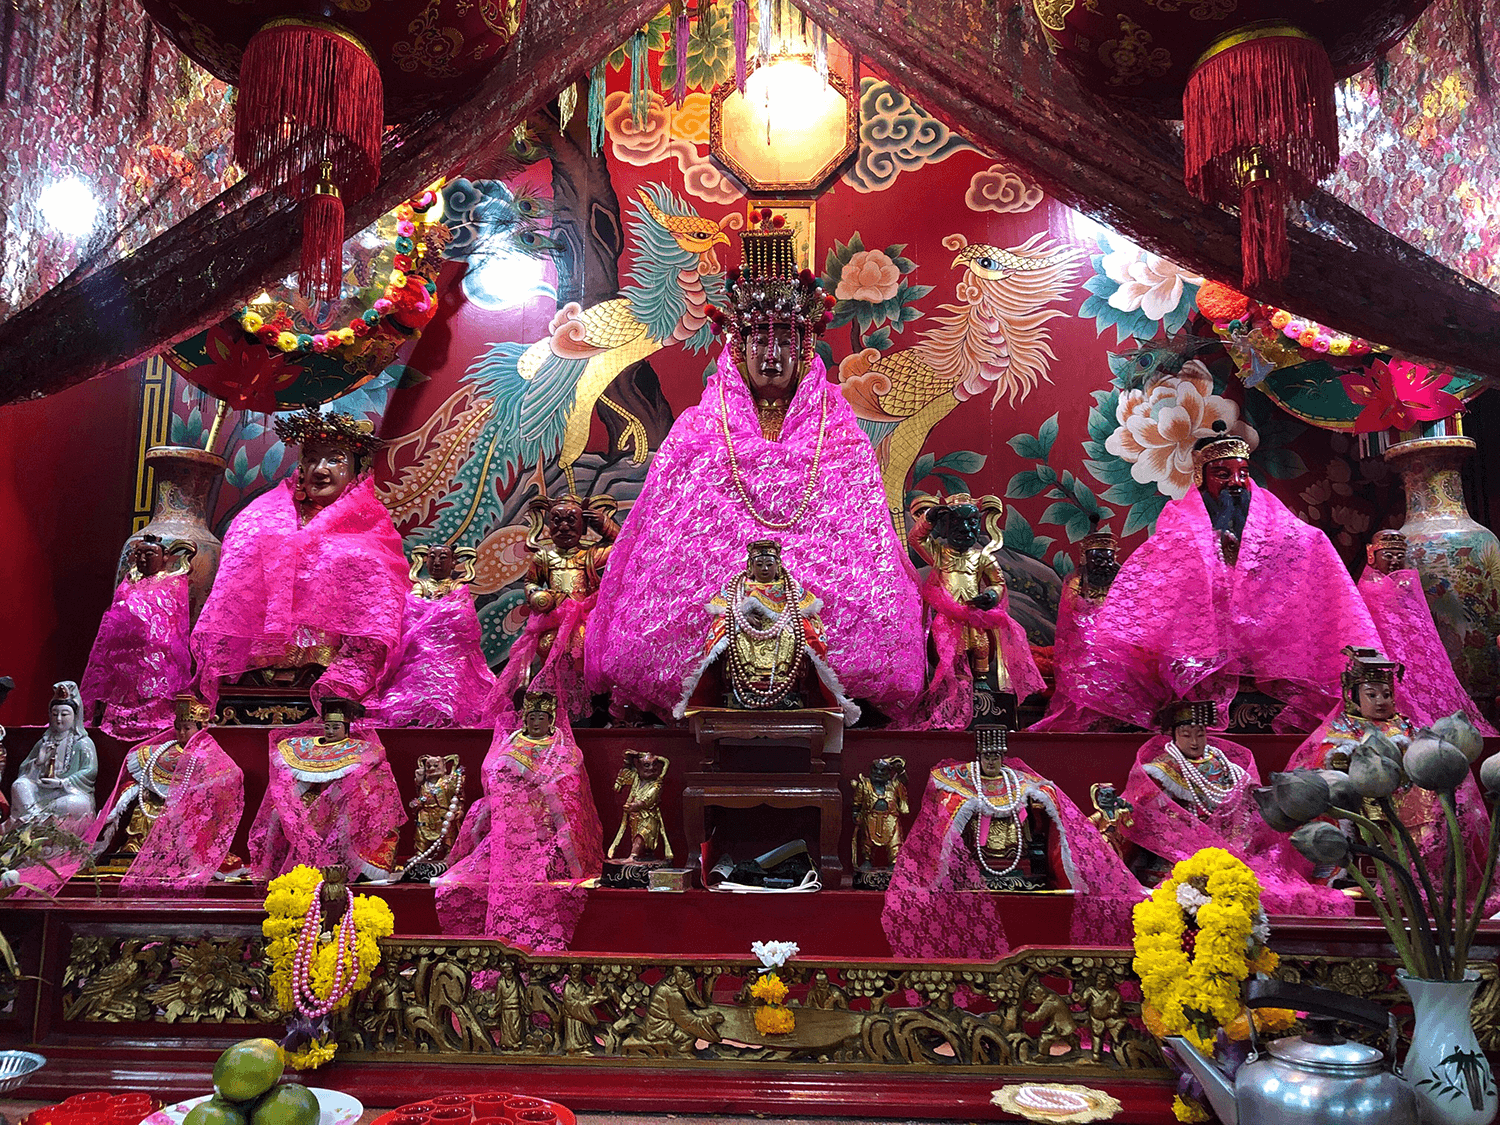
[61,934,278,1024]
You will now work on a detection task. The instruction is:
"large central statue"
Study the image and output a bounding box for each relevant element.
[588,211,926,720]
[1075,421,1381,731]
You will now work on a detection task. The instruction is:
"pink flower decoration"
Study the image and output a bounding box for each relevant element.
[397,219,416,236]
[1341,358,1465,433]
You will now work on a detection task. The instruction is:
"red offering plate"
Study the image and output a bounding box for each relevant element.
[372,1094,574,1125]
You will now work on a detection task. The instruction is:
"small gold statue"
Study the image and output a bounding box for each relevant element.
[405,754,467,870]
[851,757,909,871]
[523,493,621,664]
[908,493,1009,684]
[608,749,673,863]
[408,544,478,600]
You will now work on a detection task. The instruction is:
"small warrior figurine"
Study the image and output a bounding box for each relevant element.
[8,682,98,832]
[1034,517,1126,732]
[372,543,495,727]
[248,698,406,881]
[851,757,909,871]
[895,494,1044,729]
[81,534,196,740]
[492,494,620,720]
[683,539,856,720]
[608,750,674,863]
[404,755,467,874]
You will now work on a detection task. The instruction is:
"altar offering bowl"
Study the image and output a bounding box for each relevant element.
[430,1108,469,1124]
[502,1102,541,1113]
[473,1115,515,1125]
[514,1112,555,1125]
[471,1096,512,1114]
[0,1051,45,1094]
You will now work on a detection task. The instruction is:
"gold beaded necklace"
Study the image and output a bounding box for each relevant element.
[719,378,827,531]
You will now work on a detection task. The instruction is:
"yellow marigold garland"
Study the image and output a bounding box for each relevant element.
[262,866,396,1069]
[750,972,795,1036]
[1132,849,1292,1122]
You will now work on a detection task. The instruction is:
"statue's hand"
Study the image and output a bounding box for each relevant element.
[39,777,62,788]
[970,589,1000,611]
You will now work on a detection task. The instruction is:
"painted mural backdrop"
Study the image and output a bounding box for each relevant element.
[168,28,1406,671]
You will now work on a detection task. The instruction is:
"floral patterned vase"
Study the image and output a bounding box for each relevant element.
[1387,435,1500,705]
[117,445,226,621]
[1401,972,1498,1125]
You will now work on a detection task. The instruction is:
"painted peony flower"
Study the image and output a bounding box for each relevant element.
[1104,363,1259,499]
[1102,246,1204,322]
[835,249,901,303]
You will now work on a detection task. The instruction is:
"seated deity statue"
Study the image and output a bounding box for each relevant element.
[1032,518,1129,732]
[1357,529,1495,733]
[587,210,925,722]
[491,494,619,722]
[890,493,1044,729]
[882,730,1142,959]
[80,534,195,740]
[608,749,673,864]
[401,754,467,878]
[1287,646,1490,886]
[684,539,856,720]
[1075,420,1382,732]
[435,692,603,951]
[1118,700,1351,915]
[191,407,408,708]
[8,682,97,832]
[247,699,405,881]
[89,693,243,892]
[371,543,495,727]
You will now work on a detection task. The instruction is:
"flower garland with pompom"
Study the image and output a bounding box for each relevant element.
[1133,848,1292,1123]
[748,939,798,1036]
[263,865,395,1070]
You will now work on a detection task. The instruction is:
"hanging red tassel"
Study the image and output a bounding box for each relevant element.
[1182,25,1336,290]
[300,168,345,302]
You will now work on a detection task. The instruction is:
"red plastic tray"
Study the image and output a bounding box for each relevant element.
[371,1096,574,1125]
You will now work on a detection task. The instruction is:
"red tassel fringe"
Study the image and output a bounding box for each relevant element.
[1239,177,1289,293]
[300,191,346,302]
[1183,31,1336,288]
[233,21,382,199]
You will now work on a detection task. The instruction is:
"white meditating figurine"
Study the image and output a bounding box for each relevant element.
[8,681,98,832]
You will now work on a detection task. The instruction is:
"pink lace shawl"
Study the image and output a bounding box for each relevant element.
[1074,487,1382,732]
[1120,735,1353,916]
[881,759,1143,958]
[246,722,406,879]
[1031,576,1119,732]
[191,477,409,705]
[371,590,497,727]
[889,575,1045,729]
[488,592,595,726]
[587,348,926,719]
[80,574,192,741]
[434,720,603,951]
[1358,568,1496,734]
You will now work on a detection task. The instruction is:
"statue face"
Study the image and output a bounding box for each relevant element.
[1201,457,1250,501]
[48,703,74,733]
[419,755,443,781]
[426,546,456,580]
[323,717,349,741]
[546,504,585,552]
[748,550,781,582]
[1356,681,1396,722]
[638,753,664,779]
[1083,548,1119,584]
[131,539,166,575]
[938,507,983,551]
[871,759,893,783]
[1372,544,1407,573]
[174,716,201,746]
[300,441,356,507]
[524,708,555,739]
[1173,723,1208,756]
[743,324,805,403]
[978,744,1005,778]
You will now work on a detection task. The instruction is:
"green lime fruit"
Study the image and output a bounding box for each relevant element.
[250,1084,320,1125]
[213,1037,286,1102]
[184,1098,249,1125]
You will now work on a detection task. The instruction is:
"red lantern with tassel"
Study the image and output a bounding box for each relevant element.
[138,0,525,298]
[1031,1,1432,291]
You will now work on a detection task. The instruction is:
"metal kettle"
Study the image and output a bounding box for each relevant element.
[1167,979,1418,1125]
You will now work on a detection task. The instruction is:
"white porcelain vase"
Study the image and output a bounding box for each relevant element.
[1402,972,1498,1125]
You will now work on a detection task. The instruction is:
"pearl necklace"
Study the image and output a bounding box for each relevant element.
[407,767,466,866]
[969,760,1026,876]
[1166,743,1245,815]
[290,880,361,1020]
[725,573,805,707]
[720,379,827,531]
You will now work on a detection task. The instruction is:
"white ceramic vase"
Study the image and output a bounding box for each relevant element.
[1402,972,1498,1125]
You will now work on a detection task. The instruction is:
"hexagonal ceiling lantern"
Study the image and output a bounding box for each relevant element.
[710,55,857,194]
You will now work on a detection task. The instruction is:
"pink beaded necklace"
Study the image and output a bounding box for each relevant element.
[290,880,362,1020]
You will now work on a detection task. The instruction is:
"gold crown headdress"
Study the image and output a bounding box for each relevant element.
[321,697,364,723]
[274,407,382,461]
[523,691,558,717]
[1161,699,1217,732]
[1340,645,1403,709]
[976,727,1008,756]
[1366,529,1407,567]
[747,539,782,556]
[1080,513,1118,552]
[709,209,833,356]
[1190,420,1252,484]
[174,693,212,723]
